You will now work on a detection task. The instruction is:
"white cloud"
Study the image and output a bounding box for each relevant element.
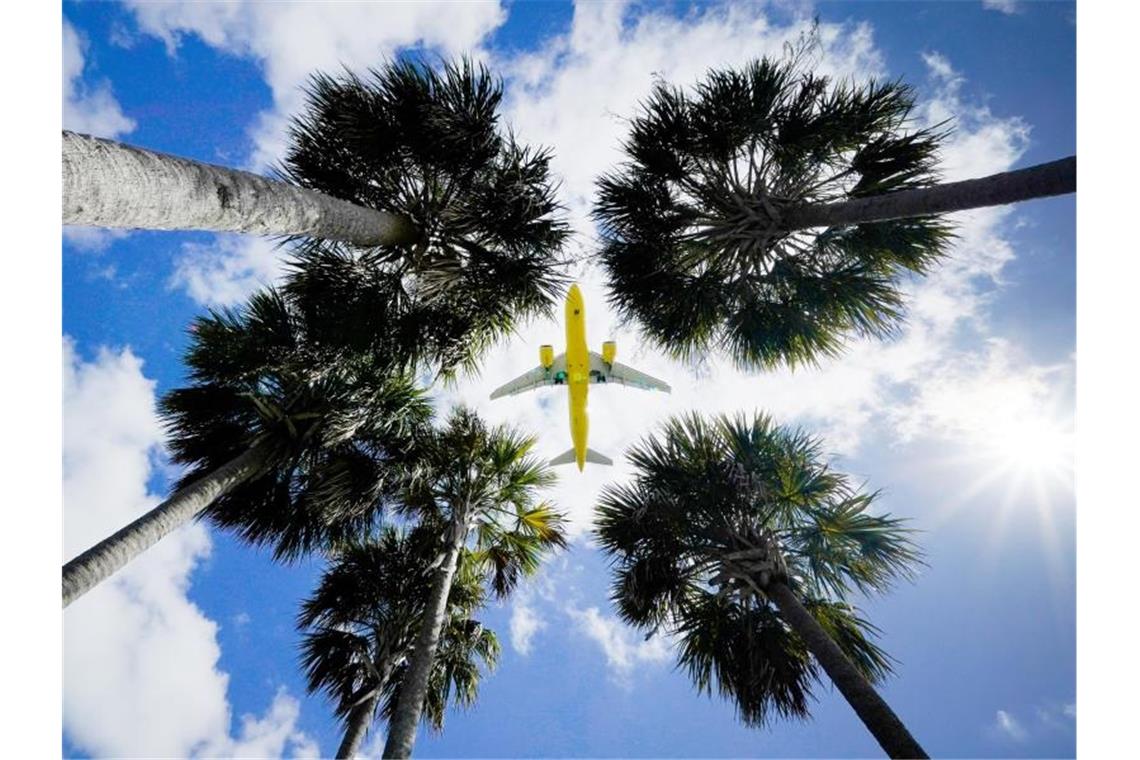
[496,1,883,236]
[992,701,1076,744]
[992,701,1078,744]
[63,19,136,139]
[983,0,1020,14]
[430,9,1065,537]
[63,225,130,253]
[566,605,671,680]
[891,338,1073,448]
[919,50,1031,185]
[921,50,962,89]
[63,339,167,558]
[509,602,547,656]
[505,560,671,679]
[168,235,290,307]
[200,689,320,759]
[125,0,507,169]
[996,709,1028,741]
[63,339,318,758]
[125,0,507,305]
[1034,701,1078,732]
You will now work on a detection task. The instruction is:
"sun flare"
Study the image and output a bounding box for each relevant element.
[983,414,1074,478]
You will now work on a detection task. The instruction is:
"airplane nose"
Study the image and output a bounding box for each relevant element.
[567,284,585,317]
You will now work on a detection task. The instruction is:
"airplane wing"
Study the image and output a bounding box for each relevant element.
[490,354,567,399]
[589,352,671,393]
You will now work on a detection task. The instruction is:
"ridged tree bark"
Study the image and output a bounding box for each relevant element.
[767,581,929,759]
[336,647,401,759]
[336,690,382,760]
[382,520,466,759]
[62,441,274,608]
[62,130,419,247]
[781,156,1075,230]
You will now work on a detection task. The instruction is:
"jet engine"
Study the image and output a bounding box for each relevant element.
[540,344,554,368]
[602,341,617,365]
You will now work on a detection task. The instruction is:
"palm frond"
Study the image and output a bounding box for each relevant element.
[595,54,951,370]
[594,409,923,728]
[296,526,496,731]
[160,284,433,561]
[277,57,570,378]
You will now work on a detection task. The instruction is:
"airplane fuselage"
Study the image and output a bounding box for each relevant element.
[564,285,590,470]
[489,282,669,470]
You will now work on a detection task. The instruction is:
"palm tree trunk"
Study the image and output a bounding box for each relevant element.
[62,130,419,247]
[337,648,401,758]
[782,155,1075,230]
[382,520,466,759]
[62,442,274,608]
[766,581,928,759]
[337,690,382,759]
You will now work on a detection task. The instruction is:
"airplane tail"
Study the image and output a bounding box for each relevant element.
[549,447,613,468]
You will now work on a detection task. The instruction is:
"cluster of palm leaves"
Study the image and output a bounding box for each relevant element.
[62,44,1075,759]
[595,56,952,369]
[63,57,571,759]
[280,58,570,378]
[298,526,499,757]
[596,412,927,757]
[286,402,564,760]
[161,288,431,560]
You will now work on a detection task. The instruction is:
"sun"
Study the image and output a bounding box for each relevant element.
[919,380,1075,570]
[983,414,1074,479]
[921,395,1075,587]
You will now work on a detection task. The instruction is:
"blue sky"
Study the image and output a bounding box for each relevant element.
[61,1,1076,757]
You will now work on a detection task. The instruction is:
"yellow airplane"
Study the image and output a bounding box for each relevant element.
[490,284,671,470]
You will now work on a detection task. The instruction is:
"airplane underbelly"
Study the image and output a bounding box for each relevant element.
[565,287,590,467]
[569,382,588,450]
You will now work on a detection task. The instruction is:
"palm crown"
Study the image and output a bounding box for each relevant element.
[380,407,567,758]
[594,54,952,370]
[280,58,571,378]
[399,406,568,597]
[160,288,432,561]
[594,411,922,726]
[298,526,498,731]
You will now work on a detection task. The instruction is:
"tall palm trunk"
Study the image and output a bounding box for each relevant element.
[382,519,466,759]
[337,690,382,759]
[63,131,419,247]
[781,156,1075,230]
[766,581,928,759]
[336,648,400,760]
[62,441,274,608]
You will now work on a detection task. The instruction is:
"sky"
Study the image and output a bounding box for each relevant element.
[59,1,1077,757]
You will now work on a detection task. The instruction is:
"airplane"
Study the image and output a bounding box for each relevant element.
[490,284,671,471]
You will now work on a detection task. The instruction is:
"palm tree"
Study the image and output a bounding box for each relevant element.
[63,59,572,606]
[279,58,569,376]
[63,130,417,246]
[62,288,432,607]
[66,58,570,304]
[280,236,558,383]
[594,411,928,759]
[298,526,499,758]
[382,407,567,758]
[594,55,1074,370]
